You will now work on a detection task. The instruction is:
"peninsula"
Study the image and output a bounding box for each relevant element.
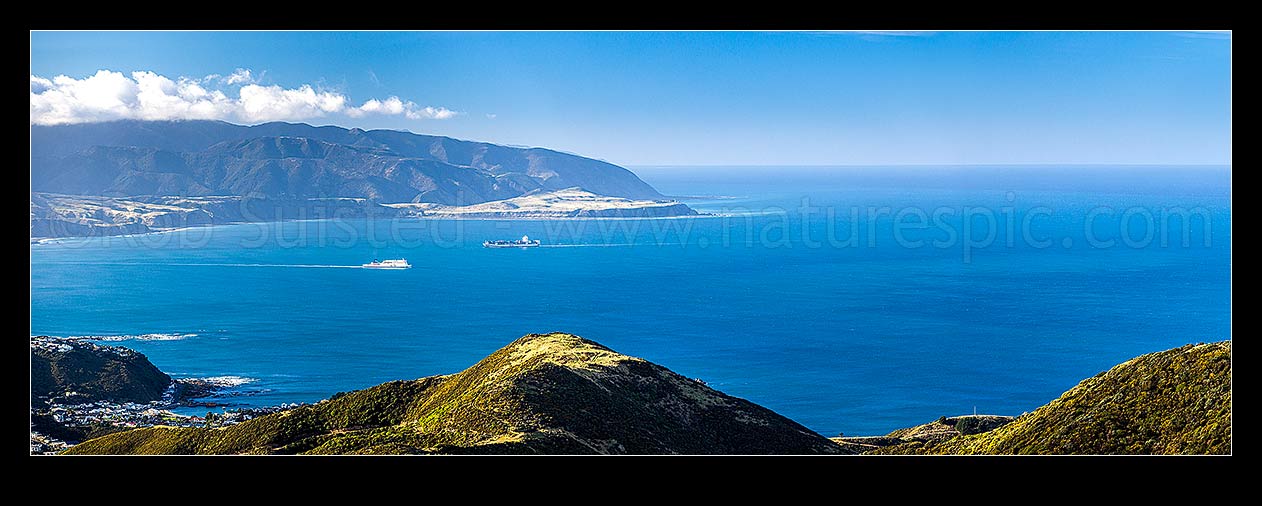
[387,187,699,219]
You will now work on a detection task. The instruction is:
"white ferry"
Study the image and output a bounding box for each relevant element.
[362,259,412,269]
[483,235,542,248]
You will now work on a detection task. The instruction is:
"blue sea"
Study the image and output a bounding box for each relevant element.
[29,166,1232,436]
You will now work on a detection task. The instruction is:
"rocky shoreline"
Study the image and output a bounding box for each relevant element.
[30,336,299,454]
[831,415,1017,453]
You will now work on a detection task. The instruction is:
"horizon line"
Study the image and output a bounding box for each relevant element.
[626,163,1232,168]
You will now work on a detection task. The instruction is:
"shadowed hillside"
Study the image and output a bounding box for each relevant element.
[31,120,664,204]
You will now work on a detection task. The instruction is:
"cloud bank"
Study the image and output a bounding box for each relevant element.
[30,69,461,125]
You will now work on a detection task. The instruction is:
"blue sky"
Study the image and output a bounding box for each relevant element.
[30,31,1231,165]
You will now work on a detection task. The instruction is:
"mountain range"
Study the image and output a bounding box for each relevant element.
[30,120,664,205]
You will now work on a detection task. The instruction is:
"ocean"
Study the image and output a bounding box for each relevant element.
[29,165,1232,436]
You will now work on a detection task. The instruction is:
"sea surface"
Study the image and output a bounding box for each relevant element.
[29,166,1232,436]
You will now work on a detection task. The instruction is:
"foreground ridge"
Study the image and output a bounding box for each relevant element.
[66,332,847,455]
[869,341,1231,455]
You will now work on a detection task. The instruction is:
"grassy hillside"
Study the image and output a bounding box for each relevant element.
[31,337,171,404]
[68,333,846,455]
[873,341,1231,455]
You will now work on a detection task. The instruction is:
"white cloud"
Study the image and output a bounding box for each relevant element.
[30,69,461,125]
[224,68,255,85]
[349,96,461,120]
[131,71,235,121]
[350,96,407,116]
[30,70,138,125]
[411,106,459,120]
[238,84,347,122]
[485,113,497,120]
[30,75,53,93]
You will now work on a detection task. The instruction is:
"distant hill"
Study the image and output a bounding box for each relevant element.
[66,333,847,455]
[871,341,1232,455]
[31,337,171,405]
[30,120,664,205]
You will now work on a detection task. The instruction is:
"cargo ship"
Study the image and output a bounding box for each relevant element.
[483,235,541,248]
